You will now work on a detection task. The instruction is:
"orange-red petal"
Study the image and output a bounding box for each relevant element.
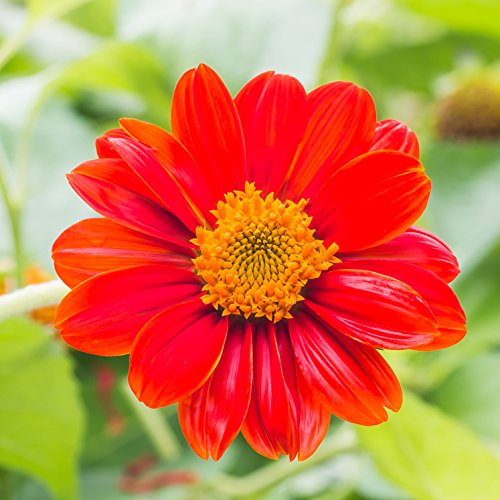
[306,269,439,349]
[288,313,401,425]
[310,150,431,252]
[95,128,130,159]
[53,218,192,288]
[129,298,228,408]
[241,322,330,461]
[68,159,194,248]
[339,226,459,283]
[178,321,252,460]
[370,119,420,157]
[235,72,307,194]
[241,322,294,459]
[55,265,201,355]
[171,64,247,197]
[285,81,376,199]
[119,118,215,224]
[109,137,200,232]
[276,325,330,461]
[336,260,466,351]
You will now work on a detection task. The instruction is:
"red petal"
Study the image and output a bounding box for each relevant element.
[241,322,294,459]
[129,299,228,408]
[306,269,439,349]
[341,334,403,412]
[294,374,330,460]
[285,82,376,199]
[109,137,200,232]
[119,118,215,224]
[289,313,401,425]
[337,260,466,351]
[55,265,201,355]
[370,119,420,157]
[276,325,330,461]
[95,128,130,159]
[72,158,158,201]
[178,321,252,460]
[310,150,431,252]
[339,226,459,283]
[52,218,192,288]
[68,160,194,248]
[171,64,247,196]
[235,72,307,194]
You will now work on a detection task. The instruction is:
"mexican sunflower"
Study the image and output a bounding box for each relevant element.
[53,64,466,461]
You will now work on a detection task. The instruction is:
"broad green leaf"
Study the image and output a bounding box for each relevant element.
[0,317,84,500]
[0,318,47,364]
[358,392,500,500]
[396,0,500,40]
[429,353,500,441]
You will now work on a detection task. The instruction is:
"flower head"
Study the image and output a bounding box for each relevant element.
[436,79,500,140]
[53,64,466,461]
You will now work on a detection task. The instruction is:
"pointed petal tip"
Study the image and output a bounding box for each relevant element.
[391,392,403,413]
[118,116,135,127]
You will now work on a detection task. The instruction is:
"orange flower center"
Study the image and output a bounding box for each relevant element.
[192,183,339,322]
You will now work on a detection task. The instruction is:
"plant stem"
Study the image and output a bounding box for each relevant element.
[0,154,25,286]
[120,379,182,462]
[316,0,351,85]
[8,200,24,287]
[0,280,68,321]
[211,426,357,498]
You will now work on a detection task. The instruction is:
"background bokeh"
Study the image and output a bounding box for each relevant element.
[1,0,500,499]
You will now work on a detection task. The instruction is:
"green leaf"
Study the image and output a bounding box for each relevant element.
[0,318,84,500]
[429,353,500,441]
[0,318,46,364]
[396,0,500,40]
[358,392,500,500]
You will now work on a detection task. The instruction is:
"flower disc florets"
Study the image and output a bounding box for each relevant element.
[193,182,339,322]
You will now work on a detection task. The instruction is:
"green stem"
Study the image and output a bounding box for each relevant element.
[316,0,351,85]
[120,379,182,462]
[8,200,23,287]
[0,72,59,288]
[0,17,34,73]
[0,280,68,321]
[211,426,357,498]
[0,154,24,286]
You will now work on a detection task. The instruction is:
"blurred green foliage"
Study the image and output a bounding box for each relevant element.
[0,318,83,499]
[1,0,500,499]
[358,392,500,500]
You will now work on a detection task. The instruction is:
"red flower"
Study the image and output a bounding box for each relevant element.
[53,65,466,461]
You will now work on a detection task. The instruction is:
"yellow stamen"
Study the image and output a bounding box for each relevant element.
[192,182,339,322]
